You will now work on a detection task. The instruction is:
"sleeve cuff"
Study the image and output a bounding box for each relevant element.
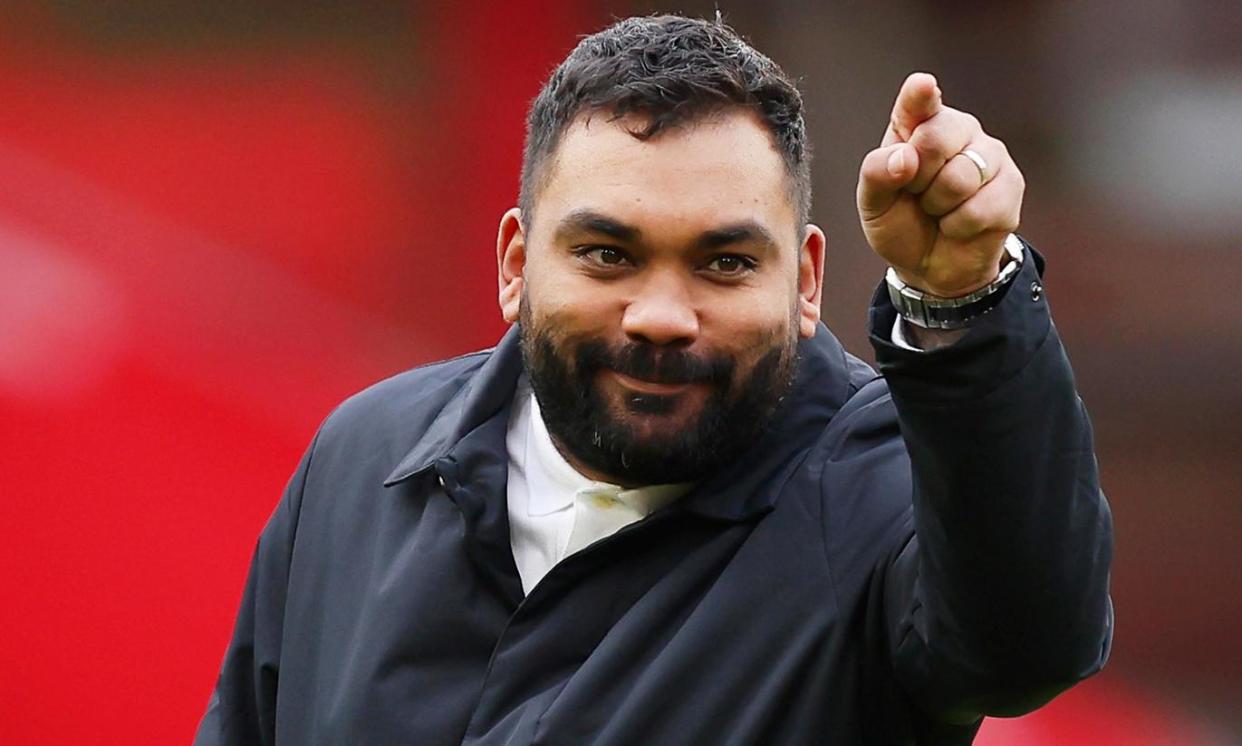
[868,237,1052,402]
[890,316,923,352]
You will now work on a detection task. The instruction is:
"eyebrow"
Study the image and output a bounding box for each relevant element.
[554,209,779,253]
[554,209,641,243]
[696,221,778,252]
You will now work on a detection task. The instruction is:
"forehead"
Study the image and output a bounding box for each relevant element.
[532,109,799,246]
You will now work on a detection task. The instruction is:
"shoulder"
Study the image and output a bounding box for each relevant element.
[313,348,492,463]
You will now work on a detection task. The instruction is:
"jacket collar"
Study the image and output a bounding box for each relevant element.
[383,325,524,486]
[384,322,860,522]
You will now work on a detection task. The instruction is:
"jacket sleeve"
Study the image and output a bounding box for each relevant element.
[869,241,1114,724]
[193,433,317,746]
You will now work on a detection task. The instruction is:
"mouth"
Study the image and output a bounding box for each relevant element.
[607,369,698,396]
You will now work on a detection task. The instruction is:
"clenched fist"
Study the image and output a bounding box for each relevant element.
[857,73,1025,298]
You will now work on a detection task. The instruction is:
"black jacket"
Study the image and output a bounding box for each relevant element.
[196,246,1113,745]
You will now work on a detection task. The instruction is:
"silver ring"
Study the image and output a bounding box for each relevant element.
[959,148,990,186]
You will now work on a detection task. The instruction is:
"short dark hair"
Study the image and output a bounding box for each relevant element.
[520,14,812,233]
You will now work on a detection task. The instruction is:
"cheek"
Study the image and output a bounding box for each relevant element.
[528,294,627,352]
[700,287,799,347]
[524,297,616,365]
[526,256,623,321]
[705,306,798,383]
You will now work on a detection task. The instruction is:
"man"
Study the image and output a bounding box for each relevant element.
[196,15,1112,745]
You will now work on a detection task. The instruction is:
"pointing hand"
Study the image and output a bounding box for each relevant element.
[857,73,1025,297]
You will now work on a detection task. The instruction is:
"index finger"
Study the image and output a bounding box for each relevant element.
[883,72,943,146]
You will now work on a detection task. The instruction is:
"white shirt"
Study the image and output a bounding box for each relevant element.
[504,319,922,595]
[505,379,691,595]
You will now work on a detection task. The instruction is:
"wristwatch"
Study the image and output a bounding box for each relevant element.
[885,234,1025,330]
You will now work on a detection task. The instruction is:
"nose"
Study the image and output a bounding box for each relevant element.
[621,269,700,347]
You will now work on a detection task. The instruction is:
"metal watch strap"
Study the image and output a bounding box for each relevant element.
[885,234,1025,330]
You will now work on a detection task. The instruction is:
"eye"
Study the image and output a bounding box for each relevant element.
[575,245,632,269]
[704,254,757,276]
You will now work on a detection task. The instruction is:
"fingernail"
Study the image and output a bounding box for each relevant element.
[887,147,906,177]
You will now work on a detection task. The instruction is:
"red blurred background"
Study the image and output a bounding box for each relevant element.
[1,2,1238,744]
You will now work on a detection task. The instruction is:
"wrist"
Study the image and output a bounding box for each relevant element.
[885,234,1025,330]
[893,268,995,299]
[894,241,1018,298]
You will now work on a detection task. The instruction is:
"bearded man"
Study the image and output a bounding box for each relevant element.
[196,15,1113,746]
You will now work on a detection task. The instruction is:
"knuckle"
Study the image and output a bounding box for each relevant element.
[961,203,988,230]
[997,170,1025,202]
[939,213,973,240]
[921,191,958,217]
[910,126,948,157]
[991,138,1019,173]
[933,171,973,204]
[1006,203,1023,232]
[955,200,990,232]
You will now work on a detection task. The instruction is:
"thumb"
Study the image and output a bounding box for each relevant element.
[857,142,919,221]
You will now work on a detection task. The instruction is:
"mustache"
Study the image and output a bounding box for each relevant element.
[574,339,735,386]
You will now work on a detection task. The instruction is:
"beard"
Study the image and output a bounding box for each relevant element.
[518,297,799,486]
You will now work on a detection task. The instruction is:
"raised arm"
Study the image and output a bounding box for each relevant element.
[857,73,1114,723]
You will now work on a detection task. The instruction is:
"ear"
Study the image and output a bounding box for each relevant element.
[497,207,526,323]
[797,224,826,339]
